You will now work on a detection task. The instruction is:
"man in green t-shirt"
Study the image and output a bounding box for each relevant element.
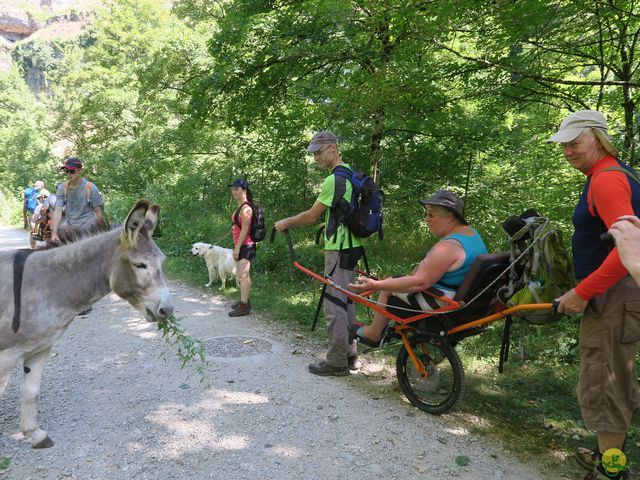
[275,131,363,376]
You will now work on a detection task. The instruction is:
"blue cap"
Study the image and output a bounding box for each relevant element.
[228,178,249,189]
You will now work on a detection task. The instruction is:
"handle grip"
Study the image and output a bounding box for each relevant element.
[270,227,297,261]
[600,231,615,243]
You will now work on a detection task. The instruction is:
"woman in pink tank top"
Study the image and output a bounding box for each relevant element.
[228,178,256,317]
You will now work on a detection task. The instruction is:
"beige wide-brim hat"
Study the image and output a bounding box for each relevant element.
[548,110,619,158]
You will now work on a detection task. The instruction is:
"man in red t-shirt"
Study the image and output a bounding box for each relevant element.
[549,110,640,480]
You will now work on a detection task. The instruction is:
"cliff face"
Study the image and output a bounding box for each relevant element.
[0,0,100,92]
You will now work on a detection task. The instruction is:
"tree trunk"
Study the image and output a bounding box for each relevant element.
[615,13,636,165]
[370,106,385,183]
[369,11,392,183]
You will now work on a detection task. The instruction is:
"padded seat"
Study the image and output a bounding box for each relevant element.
[412,252,512,335]
[449,252,511,324]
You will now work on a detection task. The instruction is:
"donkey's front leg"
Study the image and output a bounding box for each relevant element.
[20,347,54,448]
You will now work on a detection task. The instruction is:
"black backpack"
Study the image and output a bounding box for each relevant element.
[331,165,384,240]
[233,202,266,242]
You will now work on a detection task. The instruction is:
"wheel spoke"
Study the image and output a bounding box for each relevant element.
[396,335,464,414]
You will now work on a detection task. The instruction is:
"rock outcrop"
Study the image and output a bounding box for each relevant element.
[0,0,100,79]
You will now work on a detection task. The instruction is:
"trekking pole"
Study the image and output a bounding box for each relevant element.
[272,227,325,331]
[312,225,326,331]
[312,283,327,332]
[269,227,297,261]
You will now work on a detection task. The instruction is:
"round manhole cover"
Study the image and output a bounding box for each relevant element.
[204,336,273,358]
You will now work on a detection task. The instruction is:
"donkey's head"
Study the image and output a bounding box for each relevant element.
[110,200,174,323]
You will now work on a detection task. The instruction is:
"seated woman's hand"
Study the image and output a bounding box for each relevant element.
[348,276,377,293]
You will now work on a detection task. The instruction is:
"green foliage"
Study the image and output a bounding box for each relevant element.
[0,189,23,225]
[158,315,210,386]
[0,69,54,196]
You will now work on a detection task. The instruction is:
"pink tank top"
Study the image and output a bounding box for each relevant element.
[232,204,254,246]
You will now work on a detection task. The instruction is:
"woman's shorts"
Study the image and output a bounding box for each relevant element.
[238,244,257,262]
[387,288,456,318]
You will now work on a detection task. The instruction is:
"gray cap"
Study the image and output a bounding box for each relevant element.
[419,189,467,224]
[548,110,619,157]
[307,131,338,153]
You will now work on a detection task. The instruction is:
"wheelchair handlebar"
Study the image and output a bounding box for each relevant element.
[270,227,298,261]
[600,231,615,243]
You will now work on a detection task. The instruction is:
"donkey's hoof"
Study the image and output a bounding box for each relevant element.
[33,436,54,449]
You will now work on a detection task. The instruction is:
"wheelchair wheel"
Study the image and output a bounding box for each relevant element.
[396,335,464,414]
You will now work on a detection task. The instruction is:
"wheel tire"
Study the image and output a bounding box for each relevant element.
[396,334,465,414]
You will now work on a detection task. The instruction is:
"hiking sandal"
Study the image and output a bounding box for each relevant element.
[576,447,601,472]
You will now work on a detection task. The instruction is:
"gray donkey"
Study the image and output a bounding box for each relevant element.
[0,200,174,448]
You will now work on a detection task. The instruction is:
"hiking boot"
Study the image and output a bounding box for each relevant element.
[308,360,349,377]
[576,447,602,472]
[230,299,251,310]
[228,302,250,317]
[584,465,625,480]
[348,355,362,371]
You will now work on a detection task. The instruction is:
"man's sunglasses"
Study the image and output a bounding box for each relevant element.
[64,168,79,174]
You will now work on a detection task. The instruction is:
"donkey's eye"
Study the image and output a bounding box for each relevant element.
[134,263,147,269]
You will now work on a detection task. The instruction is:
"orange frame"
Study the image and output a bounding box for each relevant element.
[294,260,554,377]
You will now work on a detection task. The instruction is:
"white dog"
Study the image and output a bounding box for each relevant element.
[190,242,237,290]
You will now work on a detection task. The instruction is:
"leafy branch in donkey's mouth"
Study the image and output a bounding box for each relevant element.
[158,314,211,387]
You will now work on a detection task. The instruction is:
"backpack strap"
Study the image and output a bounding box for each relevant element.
[233,201,252,226]
[63,180,94,207]
[327,165,352,243]
[85,181,93,206]
[588,166,640,216]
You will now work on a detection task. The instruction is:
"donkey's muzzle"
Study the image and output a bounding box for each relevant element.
[146,302,174,322]
[145,290,174,323]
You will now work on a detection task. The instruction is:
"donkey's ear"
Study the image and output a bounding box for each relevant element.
[123,200,150,244]
[143,204,161,237]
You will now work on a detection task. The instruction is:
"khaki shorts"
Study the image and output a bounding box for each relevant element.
[578,275,640,433]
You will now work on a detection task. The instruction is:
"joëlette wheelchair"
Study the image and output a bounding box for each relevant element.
[271,229,556,414]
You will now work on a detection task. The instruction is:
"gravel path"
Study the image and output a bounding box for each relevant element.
[0,226,545,480]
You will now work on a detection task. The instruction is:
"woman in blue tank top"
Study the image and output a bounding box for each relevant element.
[349,189,488,346]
